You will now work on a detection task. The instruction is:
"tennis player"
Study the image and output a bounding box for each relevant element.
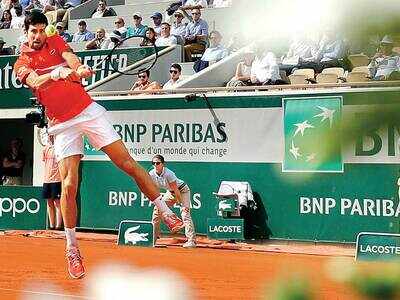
[14,11,183,279]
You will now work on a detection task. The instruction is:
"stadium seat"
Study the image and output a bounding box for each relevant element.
[348,54,370,68]
[322,67,345,78]
[316,73,338,84]
[288,74,308,85]
[346,71,369,83]
[292,68,315,80]
[352,66,369,74]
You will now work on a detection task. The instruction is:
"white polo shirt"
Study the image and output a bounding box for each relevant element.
[149,167,185,190]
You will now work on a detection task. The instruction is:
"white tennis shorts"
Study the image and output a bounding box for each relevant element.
[48,102,120,162]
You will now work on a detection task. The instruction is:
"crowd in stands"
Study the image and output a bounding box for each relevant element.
[0,0,399,87]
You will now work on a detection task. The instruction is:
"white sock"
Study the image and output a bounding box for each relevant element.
[65,227,78,249]
[153,195,173,215]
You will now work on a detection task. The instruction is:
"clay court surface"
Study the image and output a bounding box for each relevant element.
[0,232,360,300]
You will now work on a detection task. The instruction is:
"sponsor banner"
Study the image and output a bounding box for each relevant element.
[83,108,284,163]
[356,232,400,261]
[0,47,156,107]
[0,186,46,230]
[283,96,343,172]
[207,218,244,240]
[117,220,154,247]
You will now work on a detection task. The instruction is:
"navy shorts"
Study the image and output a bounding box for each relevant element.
[42,182,62,199]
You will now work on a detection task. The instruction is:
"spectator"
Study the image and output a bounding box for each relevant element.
[194,30,228,72]
[91,0,116,18]
[44,0,66,25]
[130,70,161,92]
[25,0,48,13]
[114,17,127,38]
[182,0,207,10]
[213,0,231,7]
[10,5,24,28]
[280,34,318,75]
[2,138,25,186]
[85,27,112,50]
[155,22,177,47]
[250,50,281,85]
[140,27,156,46]
[183,8,208,61]
[56,22,71,42]
[297,30,346,73]
[0,9,12,29]
[150,12,162,36]
[368,35,400,80]
[170,9,186,38]
[51,0,81,28]
[226,49,255,86]
[0,37,13,55]
[42,134,63,231]
[72,20,94,42]
[163,63,182,89]
[108,29,123,48]
[126,12,147,37]
[19,0,30,9]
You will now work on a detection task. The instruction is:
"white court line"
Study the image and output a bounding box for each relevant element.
[0,287,93,299]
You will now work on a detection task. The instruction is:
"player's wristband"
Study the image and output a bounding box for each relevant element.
[50,67,62,81]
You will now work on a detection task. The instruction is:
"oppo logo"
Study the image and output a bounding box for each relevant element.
[0,198,40,217]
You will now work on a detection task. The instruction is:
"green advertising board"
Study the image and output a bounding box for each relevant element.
[207,218,244,240]
[0,46,157,108]
[0,186,46,230]
[356,232,400,261]
[117,220,154,247]
[74,89,400,243]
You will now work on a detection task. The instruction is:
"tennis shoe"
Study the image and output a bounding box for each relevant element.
[66,247,85,279]
[183,240,196,248]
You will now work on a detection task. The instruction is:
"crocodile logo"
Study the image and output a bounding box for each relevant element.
[124,225,149,245]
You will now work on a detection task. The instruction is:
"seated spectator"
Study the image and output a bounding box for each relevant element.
[250,50,281,85]
[163,63,182,89]
[140,27,156,46]
[368,35,400,80]
[0,9,12,29]
[155,22,177,47]
[194,30,228,72]
[85,27,111,50]
[49,0,81,28]
[108,29,123,48]
[226,49,255,86]
[44,0,66,25]
[150,12,163,36]
[10,5,24,28]
[213,0,232,7]
[114,17,127,38]
[91,0,115,18]
[56,22,71,42]
[280,34,318,75]
[170,9,186,38]
[183,8,208,61]
[130,70,161,92]
[297,30,346,73]
[182,0,207,10]
[126,12,147,37]
[0,37,13,55]
[25,0,48,13]
[72,20,95,42]
[2,138,25,186]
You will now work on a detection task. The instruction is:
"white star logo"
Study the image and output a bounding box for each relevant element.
[314,106,335,127]
[293,120,314,137]
[289,141,301,159]
[306,153,316,162]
